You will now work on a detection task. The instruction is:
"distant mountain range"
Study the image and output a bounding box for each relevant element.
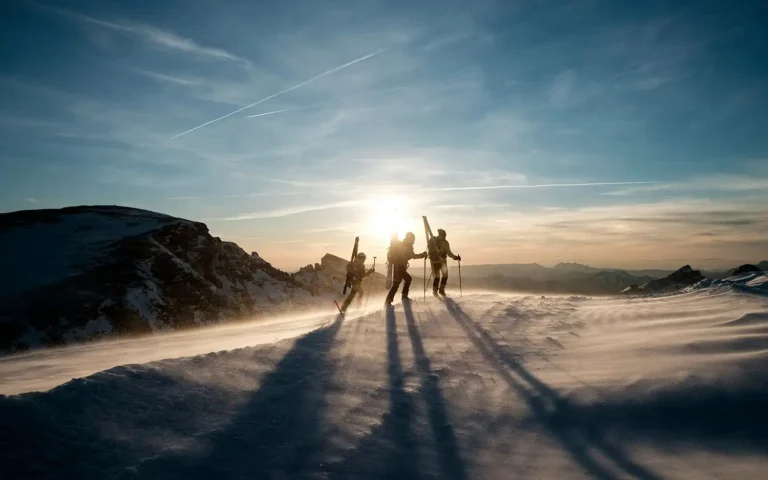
[443,260,766,296]
[1,205,764,352]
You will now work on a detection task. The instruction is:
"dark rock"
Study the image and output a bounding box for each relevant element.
[622,265,705,295]
[732,264,762,276]
[0,205,324,353]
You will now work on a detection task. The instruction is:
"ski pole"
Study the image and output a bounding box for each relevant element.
[423,257,427,300]
[458,259,463,297]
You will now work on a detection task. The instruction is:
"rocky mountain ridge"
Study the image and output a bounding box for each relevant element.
[0,206,333,353]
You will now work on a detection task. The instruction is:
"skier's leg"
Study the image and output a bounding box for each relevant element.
[341,285,358,312]
[402,271,413,299]
[386,266,403,304]
[439,262,449,295]
[431,262,441,295]
[357,288,364,307]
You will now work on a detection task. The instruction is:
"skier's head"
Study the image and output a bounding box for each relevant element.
[404,232,416,244]
[438,228,446,238]
[357,252,367,261]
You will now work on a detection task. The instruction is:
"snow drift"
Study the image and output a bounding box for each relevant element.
[1,282,767,479]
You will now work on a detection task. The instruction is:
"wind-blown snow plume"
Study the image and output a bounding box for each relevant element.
[170,48,388,139]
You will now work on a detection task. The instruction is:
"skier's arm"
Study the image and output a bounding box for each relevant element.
[413,251,428,259]
[444,241,459,260]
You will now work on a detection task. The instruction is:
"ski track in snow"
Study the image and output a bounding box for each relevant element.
[2,289,768,479]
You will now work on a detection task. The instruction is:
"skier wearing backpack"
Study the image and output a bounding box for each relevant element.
[429,228,461,297]
[385,232,428,306]
[340,252,375,313]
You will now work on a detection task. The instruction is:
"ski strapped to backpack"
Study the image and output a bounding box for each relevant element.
[385,231,397,289]
[342,236,359,295]
[423,216,436,299]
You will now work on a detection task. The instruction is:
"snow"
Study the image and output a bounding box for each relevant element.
[0,210,181,298]
[62,316,114,343]
[1,288,767,479]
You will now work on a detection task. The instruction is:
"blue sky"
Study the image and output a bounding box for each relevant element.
[1,0,767,270]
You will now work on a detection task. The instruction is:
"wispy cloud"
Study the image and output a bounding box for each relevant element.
[170,48,388,139]
[134,70,204,87]
[548,69,578,107]
[427,181,662,192]
[210,200,361,221]
[24,197,39,203]
[165,192,305,201]
[36,3,250,64]
[602,174,768,195]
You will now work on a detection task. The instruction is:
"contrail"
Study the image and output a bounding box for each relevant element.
[170,48,387,139]
[426,181,663,191]
[245,106,309,119]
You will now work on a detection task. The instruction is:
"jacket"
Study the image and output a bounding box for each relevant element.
[390,240,427,266]
[346,259,374,285]
[429,236,458,262]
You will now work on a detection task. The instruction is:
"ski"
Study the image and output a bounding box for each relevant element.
[423,216,437,299]
[334,300,345,317]
[385,231,397,289]
[342,236,360,295]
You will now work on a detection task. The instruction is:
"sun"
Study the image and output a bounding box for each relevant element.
[366,196,411,242]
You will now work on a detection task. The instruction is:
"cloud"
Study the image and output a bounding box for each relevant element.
[164,192,304,201]
[24,197,39,203]
[427,181,662,192]
[602,174,768,195]
[134,70,204,87]
[35,3,250,64]
[547,69,578,107]
[209,200,361,221]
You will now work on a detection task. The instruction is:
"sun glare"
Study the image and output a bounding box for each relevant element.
[367,196,411,241]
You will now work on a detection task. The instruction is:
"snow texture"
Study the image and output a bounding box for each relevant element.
[2,284,767,479]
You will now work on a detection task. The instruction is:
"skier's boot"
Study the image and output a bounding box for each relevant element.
[402,295,411,304]
[432,289,440,297]
[439,278,448,297]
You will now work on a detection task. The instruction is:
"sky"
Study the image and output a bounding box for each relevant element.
[1,0,767,271]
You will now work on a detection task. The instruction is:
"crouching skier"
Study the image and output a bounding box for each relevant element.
[340,252,375,313]
[385,232,428,306]
[430,228,461,297]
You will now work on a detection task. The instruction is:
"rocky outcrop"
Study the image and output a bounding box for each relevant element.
[293,254,386,297]
[0,206,326,353]
[732,264,763,276]
[622,265,705,295]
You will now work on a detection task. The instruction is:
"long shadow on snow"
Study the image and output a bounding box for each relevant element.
[325,307,423,479]
[132,315,344,479]
[402,301,469,480]
[444,299,661,480]
[0,356,265,480]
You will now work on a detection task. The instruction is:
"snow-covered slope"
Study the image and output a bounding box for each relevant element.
[2,284,767,479]
[0,206,327,353]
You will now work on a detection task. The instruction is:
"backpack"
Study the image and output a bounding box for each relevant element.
[387,241,406,265]
[427,237,440,262]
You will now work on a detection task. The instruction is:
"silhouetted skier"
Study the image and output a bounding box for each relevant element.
[340,252,375,313]
[429,228,460,297]
[385,232,427,306]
